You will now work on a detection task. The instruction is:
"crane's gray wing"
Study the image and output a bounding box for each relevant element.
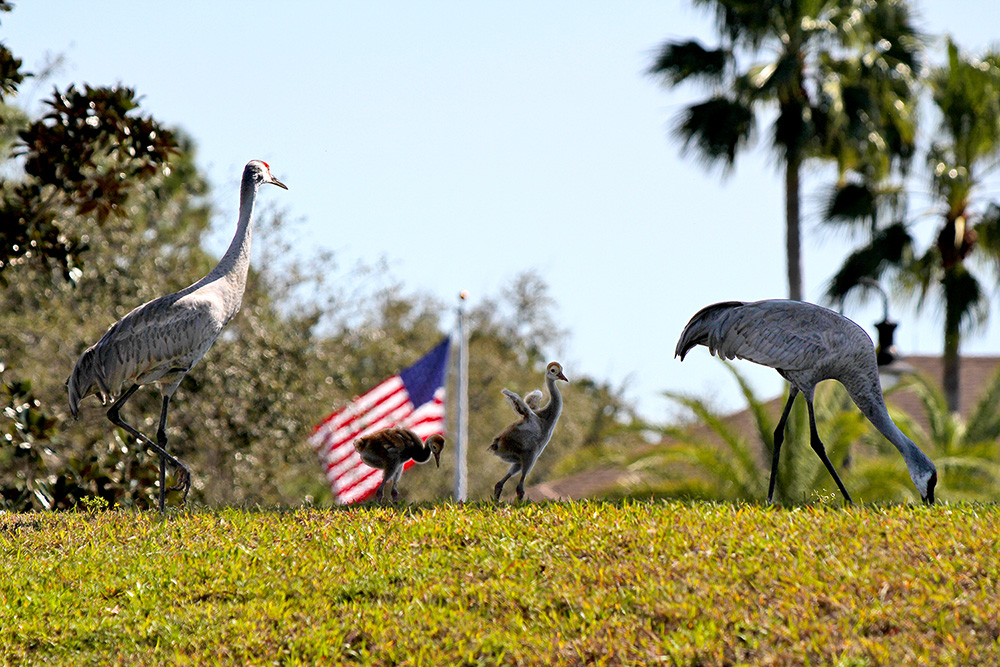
[92,293,225,390]
[709,301,855,372]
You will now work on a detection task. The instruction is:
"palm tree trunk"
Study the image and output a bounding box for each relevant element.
[943,286,962,414]
[785,151,803,301]
[943,333,961,413]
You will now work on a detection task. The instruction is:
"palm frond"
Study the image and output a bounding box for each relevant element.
[896,373,956,452]
[631,443,762,500]
[720,361,776,450]
[848,459,919,504]
[661,390,763,487]
[648,40,729,86]
[973,203,1000,280]
[824,222,912,304]
[673,96,755,171]
[820,181,878,229]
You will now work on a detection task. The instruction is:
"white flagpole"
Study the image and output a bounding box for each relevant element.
[454,291,469,502]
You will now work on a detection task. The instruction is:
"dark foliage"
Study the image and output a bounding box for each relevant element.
[1,82,176,282]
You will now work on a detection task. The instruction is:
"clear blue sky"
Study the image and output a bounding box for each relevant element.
[6,2,999,421]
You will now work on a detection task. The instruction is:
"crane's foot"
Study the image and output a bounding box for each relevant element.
[492,482,504,500]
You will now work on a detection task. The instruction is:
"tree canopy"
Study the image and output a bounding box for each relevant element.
[0,21,647,509]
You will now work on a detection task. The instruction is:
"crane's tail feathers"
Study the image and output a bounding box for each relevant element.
[674,301,746,360]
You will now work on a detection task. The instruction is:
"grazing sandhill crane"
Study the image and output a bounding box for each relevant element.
[353,427,446,502]
[66,160,288,511]
[489,361,569,501]
[675,299,937,505]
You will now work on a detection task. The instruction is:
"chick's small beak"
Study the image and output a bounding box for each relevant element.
[557,372,569,382]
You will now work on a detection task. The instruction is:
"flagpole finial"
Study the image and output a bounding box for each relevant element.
[459,290,469,301]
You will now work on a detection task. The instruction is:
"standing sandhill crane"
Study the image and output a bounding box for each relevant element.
[675,299,937,505]
[66,160,287,511]
[489,361,569,501]
[353,427,446,502]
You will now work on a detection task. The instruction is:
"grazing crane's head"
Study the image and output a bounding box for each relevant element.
[546,361,568,383]
[918,469,937,505]
[245,160,288,190]
[426,434,446,468]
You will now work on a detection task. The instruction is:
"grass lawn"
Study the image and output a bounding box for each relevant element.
[1,501,998,666]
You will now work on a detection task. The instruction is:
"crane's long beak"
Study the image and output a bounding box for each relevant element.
[270,176,288,190]
[433,451,441,468]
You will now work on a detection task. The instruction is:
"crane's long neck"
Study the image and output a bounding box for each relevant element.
[199,174,259,308]
[538,375,563,424]
[409,442,432,464]
[398,429,431,464]
[851,383,935,478]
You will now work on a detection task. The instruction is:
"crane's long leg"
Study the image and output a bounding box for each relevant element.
[513,452,541,501]
[373,464,398,503]
[390,469,402,503]
[768,388,799,504]
[514,461,533,501]
[153,395,191,511]
[805,399,854,506]
[155,395,190,497]
[493,462,521,500]
[107,384,191,511]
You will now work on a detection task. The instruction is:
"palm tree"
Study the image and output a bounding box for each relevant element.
[648,0,923,300]
[824,38,1000,412]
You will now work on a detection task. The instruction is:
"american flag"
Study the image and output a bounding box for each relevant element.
[309,338,450,504]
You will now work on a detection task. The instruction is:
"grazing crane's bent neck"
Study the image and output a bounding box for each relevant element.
[841,371,938,502]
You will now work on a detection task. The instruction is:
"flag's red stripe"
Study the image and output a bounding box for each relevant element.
[312,383,405,452]
[323,400,416,471]
[336,467,380,498]
[318,390,410,459]
[309,378,405,447]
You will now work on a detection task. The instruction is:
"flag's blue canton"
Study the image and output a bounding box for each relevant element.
[400,337,450,408]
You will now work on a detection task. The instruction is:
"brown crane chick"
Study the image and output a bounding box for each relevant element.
[353,426,445,502]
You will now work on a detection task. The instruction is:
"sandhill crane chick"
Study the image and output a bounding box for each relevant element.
[489,361,568,501]
[353,426,446,502]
